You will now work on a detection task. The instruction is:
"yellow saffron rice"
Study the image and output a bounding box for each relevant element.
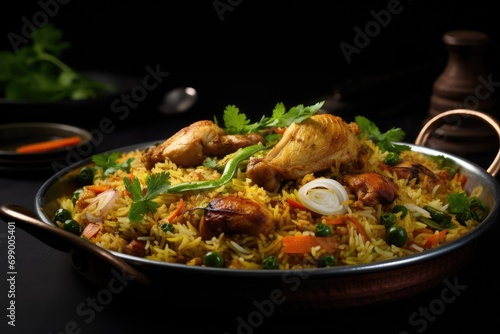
[56,137,484,270]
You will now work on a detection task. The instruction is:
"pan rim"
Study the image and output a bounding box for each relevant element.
[34,141,500,278]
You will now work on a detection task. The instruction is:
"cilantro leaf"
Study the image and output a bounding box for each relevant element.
[431,155,459,176]
[0,24,116,101]
[124,172,171,222]
[221,101,324,135]
[203,157,217,168]
[355,115,410,154]
[32,24,70,56]
[92,152,134,179]
[265,101,324,128]
[222,105,255,134]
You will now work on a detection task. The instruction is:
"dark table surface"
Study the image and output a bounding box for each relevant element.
[1,80,499,334]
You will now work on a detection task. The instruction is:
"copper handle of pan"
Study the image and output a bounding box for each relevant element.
[0,204,151,286]
[415,109,500,178]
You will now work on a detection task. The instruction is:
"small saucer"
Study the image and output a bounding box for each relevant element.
[0,122,93,177]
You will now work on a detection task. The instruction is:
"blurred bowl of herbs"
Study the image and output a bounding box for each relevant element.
[0,24,139,126]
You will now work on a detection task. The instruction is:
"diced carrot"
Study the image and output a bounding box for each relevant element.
[324,215,369,243]
[422,234,438,249]
[438,230,448,238]
[413,227,434,238]
[85,185,110,194]
[82,223,100,239]
[422,229,448,249]
[16,136,81,154]
[287,198,309,211]
[345,216,369,243]
[324,216,348,225]
[414,227,434,235]
[458,174,467,187]
[167,198,185,221]
[282,235,337,253]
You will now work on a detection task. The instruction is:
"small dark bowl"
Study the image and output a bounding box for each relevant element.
[0,122,93,177]
[0,71,140,127]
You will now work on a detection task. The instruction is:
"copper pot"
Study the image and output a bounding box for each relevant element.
[1,109,499,309]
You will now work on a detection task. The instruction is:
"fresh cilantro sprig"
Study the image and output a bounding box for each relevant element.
[355,115,410,154]
[220,101,324,135]
[447,192,488,224]
[124,172,171,222]
[0,24,115,101]
[431,155,459,176]
[203,157,217,168]
[92,152,135,179]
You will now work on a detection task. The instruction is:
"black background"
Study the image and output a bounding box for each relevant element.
[1,1,500,334]
[1,0,498,127]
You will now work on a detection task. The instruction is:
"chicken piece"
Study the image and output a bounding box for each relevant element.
[199,196,275,240]
[74,187,97,211]
[247,114,361,192]
[387,161,448,193]
[343,172,399,207]
[142,120,265,169]
[124,239,147,257]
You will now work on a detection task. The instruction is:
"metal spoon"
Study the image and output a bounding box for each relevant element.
[159,86,198,114]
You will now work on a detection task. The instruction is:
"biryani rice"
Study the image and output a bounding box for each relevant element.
[57,136,484,270]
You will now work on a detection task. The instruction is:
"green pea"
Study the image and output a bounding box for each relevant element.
[315,223,332,237]
[160,223,174,233]
[203,251,225,268]
[262,256,279,269]
[72,189,83,205]
[77,166,94,186]
[384,152,400,166]
[387,225,408,247]
[53,208,71,224]
[392,204,408,219]
[380,212,397,228]
[62,219,83,235]
[318,255,336,268]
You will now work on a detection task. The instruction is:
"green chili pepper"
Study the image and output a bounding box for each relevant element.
[419,216,456,231]
[167,144,265,193]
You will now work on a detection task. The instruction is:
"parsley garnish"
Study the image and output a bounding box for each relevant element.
[355,115,410,154]
[0,24,115,101]
[431,155,459,176]
[447,192,488,225]
[203,157,217,168]
[92,152,134,179]
[124,172,171,222]
[220,101,324,135]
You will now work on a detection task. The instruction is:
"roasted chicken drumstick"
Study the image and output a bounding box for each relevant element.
[247,114,361,192]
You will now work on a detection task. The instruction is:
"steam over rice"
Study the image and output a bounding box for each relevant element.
[56,135,484,270]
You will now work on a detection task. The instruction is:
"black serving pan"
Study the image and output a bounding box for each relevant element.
[1,109,499,309]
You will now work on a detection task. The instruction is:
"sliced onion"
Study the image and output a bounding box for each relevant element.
[84,189,119,223]
[298,178,348,216]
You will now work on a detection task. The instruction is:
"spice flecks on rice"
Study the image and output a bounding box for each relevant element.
[55,122,488,270]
